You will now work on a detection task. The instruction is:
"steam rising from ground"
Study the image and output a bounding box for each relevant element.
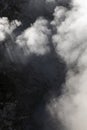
[1,0,87,130]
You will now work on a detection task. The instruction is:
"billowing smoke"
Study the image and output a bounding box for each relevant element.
[1,0,87,130]
[48,0,87,130]
[16,18,51,56]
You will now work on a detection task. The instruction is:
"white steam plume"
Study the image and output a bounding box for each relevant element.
[48,0,87,130]
[16,18,51,56]
[0,17,21,42]
[0,17,51,64]
[14,17,51,64]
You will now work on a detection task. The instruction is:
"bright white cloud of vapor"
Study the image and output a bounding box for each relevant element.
[16,18,51,56]
[48,0,87,130]
[0,17,21,42]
